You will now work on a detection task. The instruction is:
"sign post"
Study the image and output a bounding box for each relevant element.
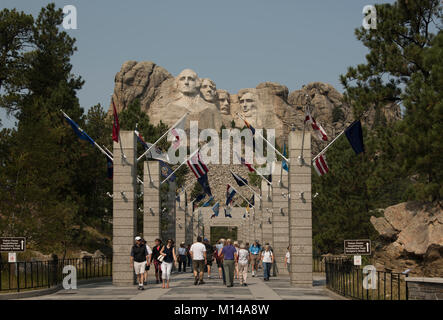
[8,252,17,263]
[0,237,26,252]
[344,239,371,255]
[353,255,362,266]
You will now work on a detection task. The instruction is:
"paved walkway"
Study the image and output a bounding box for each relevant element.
[19,271,340,300]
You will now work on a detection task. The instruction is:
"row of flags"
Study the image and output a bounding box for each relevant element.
[62,99,365,209]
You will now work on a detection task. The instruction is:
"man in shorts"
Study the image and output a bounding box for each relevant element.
[130,236,149,290]
[190,236,207,285]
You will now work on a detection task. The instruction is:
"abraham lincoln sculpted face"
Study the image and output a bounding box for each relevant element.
[239,91,257,118]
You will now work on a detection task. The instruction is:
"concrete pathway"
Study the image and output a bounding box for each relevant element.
[19,271,339,300]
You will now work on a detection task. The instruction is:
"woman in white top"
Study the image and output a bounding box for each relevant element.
[261,244,274,281]
[237,243,250,286]
[284,246,290,273]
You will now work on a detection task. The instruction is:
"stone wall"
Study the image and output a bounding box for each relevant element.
[406,277,443,300]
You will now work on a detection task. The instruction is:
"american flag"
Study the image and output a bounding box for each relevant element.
[313,154,329,176]
[187,152,209,179]
[305,110,328,141]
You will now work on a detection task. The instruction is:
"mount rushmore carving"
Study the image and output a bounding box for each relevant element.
[108,61,401,149]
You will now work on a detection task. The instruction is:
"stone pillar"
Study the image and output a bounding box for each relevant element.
[288,131,312,287]
[175,192,186,245]
[192,208,201,243]
[185,194,193,245]
[272,162,289,275]
[113,131,137,286]
[254,194,263,244]
[143,161,161,246]
[163,181,176,241]
[261,180,273,246]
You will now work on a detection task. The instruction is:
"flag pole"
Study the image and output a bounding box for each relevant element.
[278,139,286,186]
[230,169,262,200]
[137,112,189,162]
[110,96,127,161]
[312,129,346,162]
[229,184,255,209]
[299,95,309,165]
[102,144,144,185]
[234,151,272,185]
[160,148,200,185]
[60,110,113,161]
[236,112,289,163]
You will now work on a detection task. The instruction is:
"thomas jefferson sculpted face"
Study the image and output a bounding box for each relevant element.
[200,78,217,102]
[176,69,200,96]
[239,91,257,117]
[217,90,231,115]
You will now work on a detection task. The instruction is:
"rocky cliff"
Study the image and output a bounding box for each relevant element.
[370,201,443,277]
[108,61,402,204]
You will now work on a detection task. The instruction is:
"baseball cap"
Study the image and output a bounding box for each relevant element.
[135,236,141,241]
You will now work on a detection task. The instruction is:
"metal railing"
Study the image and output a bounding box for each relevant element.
[325,258,407,300]
[0,257,112,292]
[313,256,325,273]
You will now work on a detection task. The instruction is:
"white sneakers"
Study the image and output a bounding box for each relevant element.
[252,271,256,277]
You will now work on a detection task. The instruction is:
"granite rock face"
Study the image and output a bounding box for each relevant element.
[109,61,394,150]
[370,202,443,277]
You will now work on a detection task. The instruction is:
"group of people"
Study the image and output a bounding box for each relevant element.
[130,236,291,290]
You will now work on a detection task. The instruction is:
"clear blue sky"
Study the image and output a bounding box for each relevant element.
[1,0,393,128]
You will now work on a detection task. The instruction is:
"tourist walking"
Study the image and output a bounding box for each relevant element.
[159,239,177,288]
[141,239,152,285]
[284,246,290,273]
[186,244,192,270]
[203,238,214,279]
[237,243,250,286]
[130,236,149,290]
[261,244,274,281]
[177,242,187,272]
[215,239,226,285]
[220,239,238,287]
[249,240,261,277]
[234,241,240,280]
[151,238,163,284]
[190,236,207,285]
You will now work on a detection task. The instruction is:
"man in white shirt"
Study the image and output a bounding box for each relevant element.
[190,236,207,285]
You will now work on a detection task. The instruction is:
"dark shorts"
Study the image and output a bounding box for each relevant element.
[206,258,213,266]
[193,260,205,273]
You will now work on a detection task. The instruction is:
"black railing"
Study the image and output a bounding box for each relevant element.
[313,256,325,273]
[325,258,407,300]
[0,257,112,293]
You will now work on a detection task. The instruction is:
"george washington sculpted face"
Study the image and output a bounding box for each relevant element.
[176,69,200,96]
